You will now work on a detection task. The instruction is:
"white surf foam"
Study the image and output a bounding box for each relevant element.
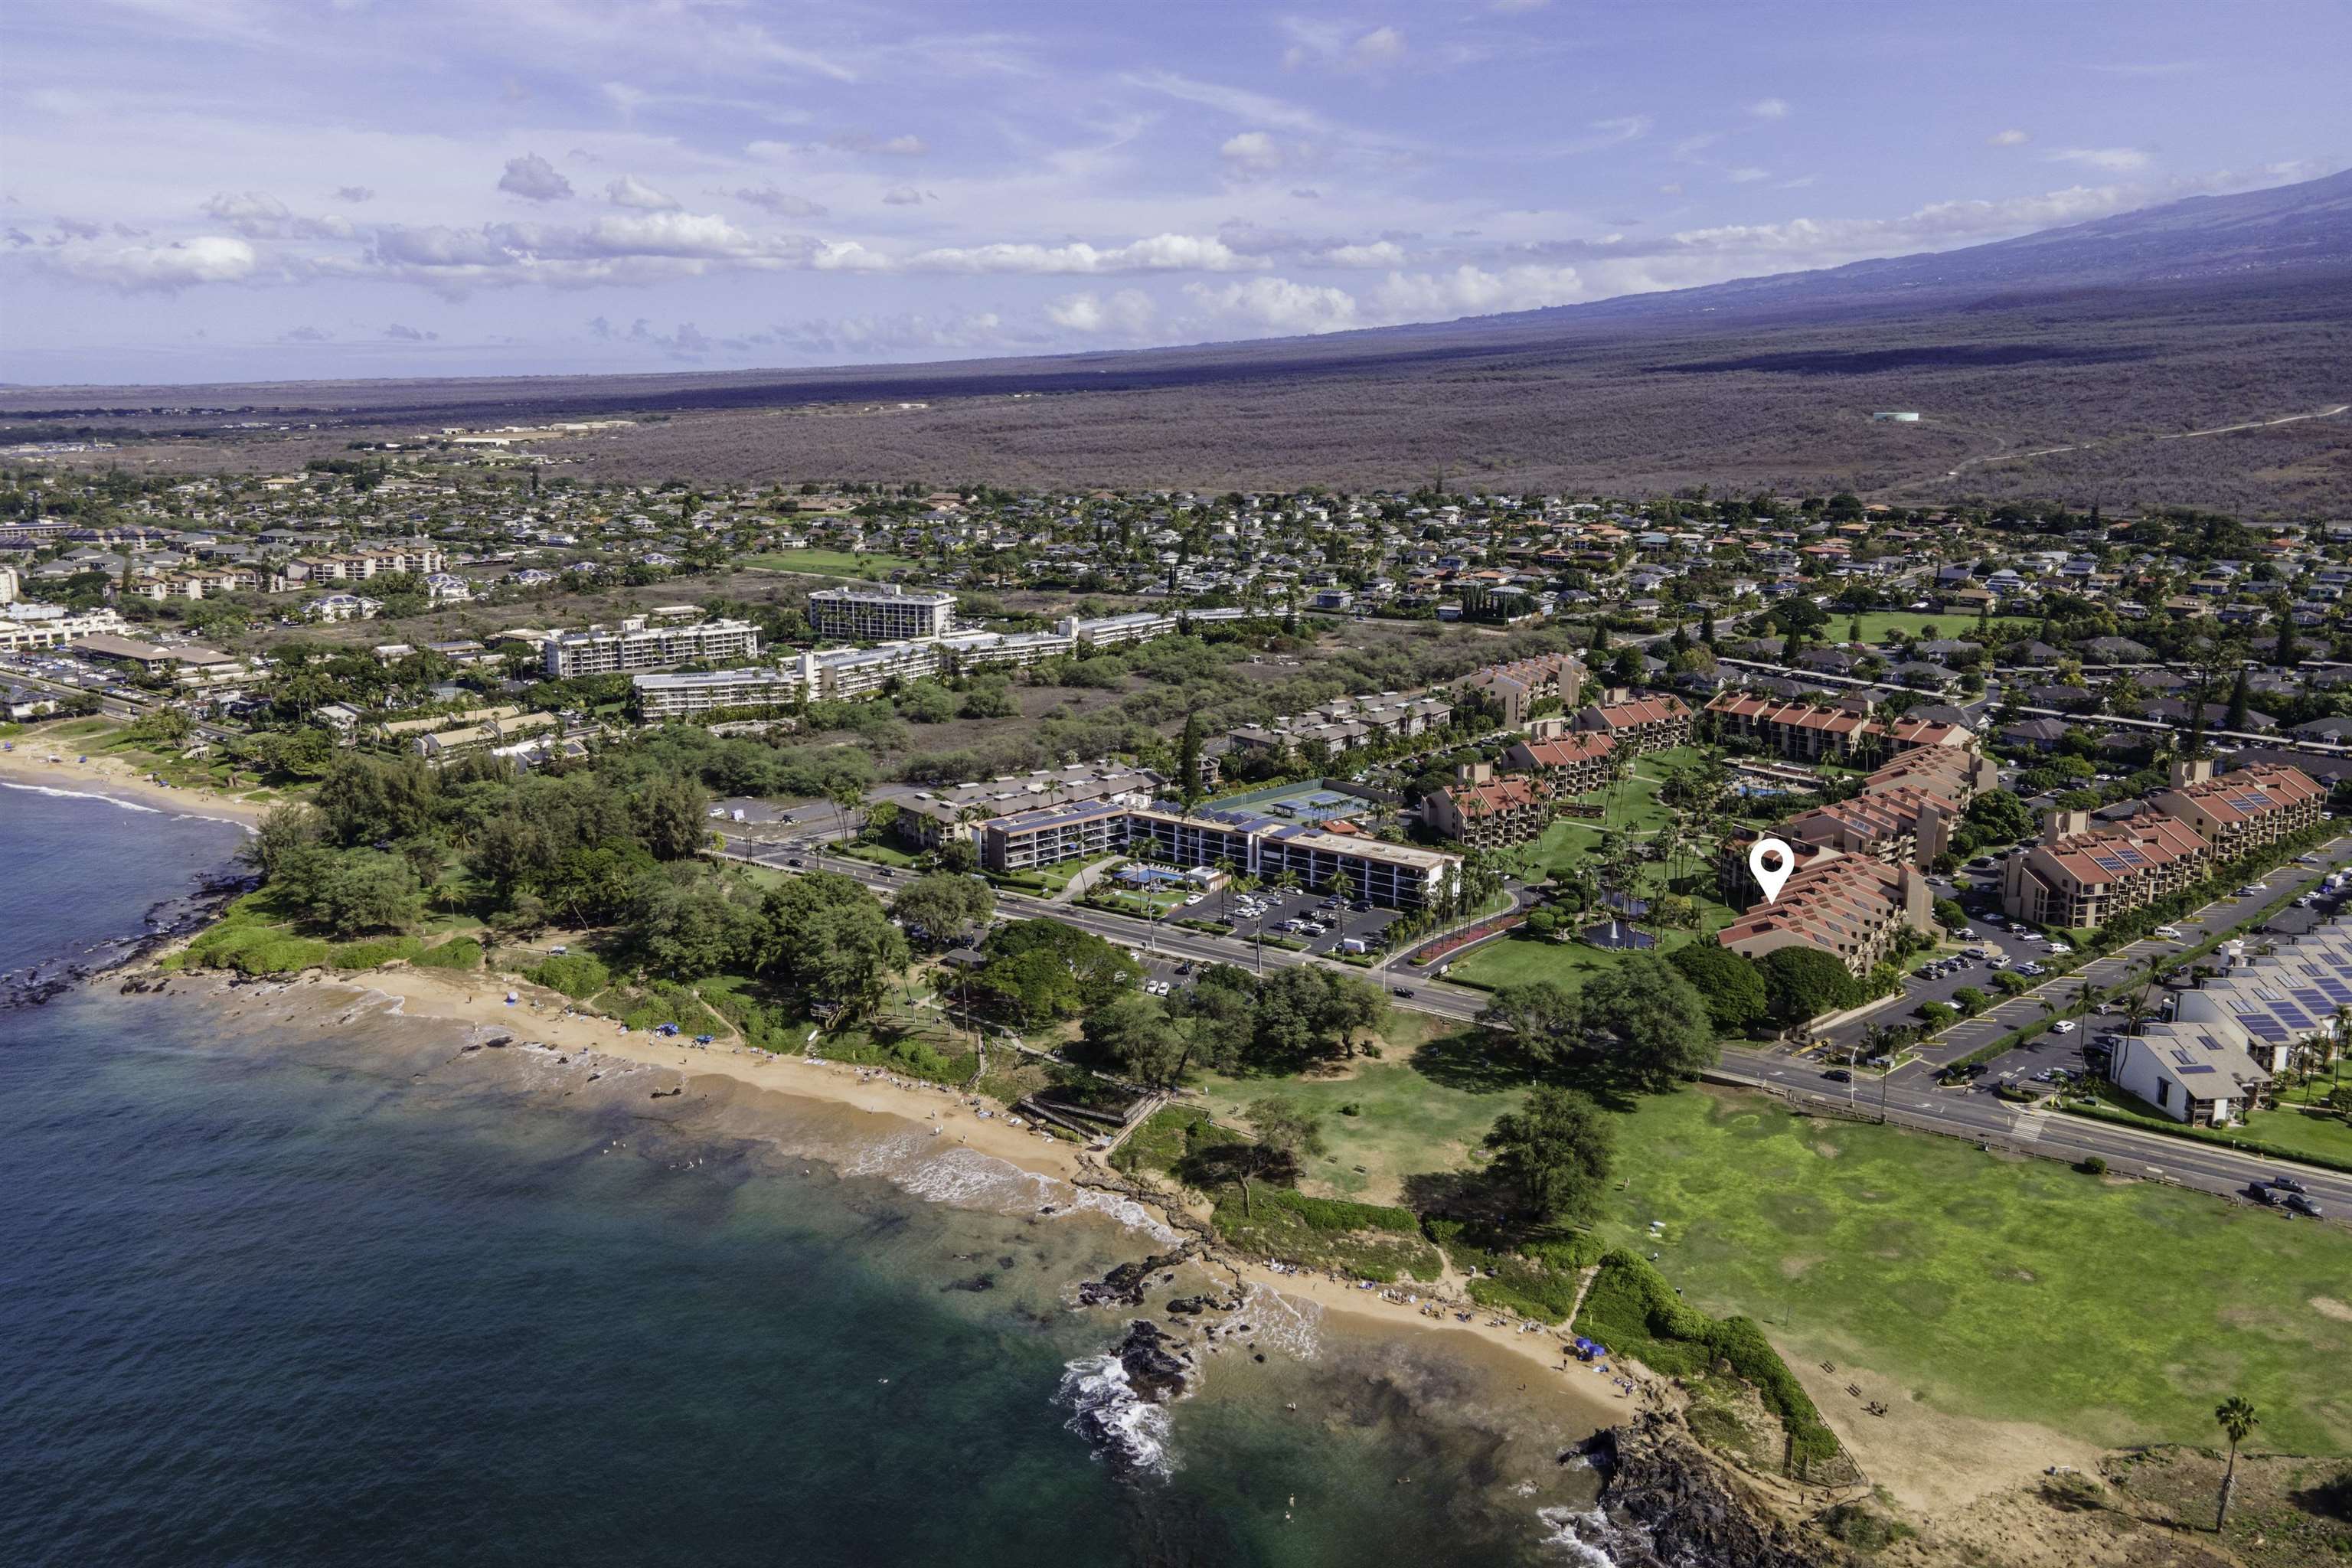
[1220,1280,1325,1361]
[1535,1506,1627,1566]
[1,779,165,815]
[1057,1351,1176,1479]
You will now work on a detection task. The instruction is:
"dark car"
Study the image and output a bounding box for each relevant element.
[786,858,805,867]
[2244,1183,2278,1206]
[2285,1193,2324,1218]
[2267,1174,2311,1195]
[1822,1068,1854,1083]
[1393,988,1415,999]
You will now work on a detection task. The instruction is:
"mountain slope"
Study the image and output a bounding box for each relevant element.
[8,169,2348,514]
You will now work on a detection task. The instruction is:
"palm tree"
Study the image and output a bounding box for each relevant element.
[2213,1396,2259,1530]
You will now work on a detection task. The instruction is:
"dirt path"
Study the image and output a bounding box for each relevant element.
[1939,400,2351,480]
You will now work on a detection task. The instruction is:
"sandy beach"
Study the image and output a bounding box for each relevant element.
[0,750,272,828]
[181,957,1643,1436]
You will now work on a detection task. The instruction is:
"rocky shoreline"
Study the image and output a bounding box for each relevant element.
[1573,1412,1820,1568]
[2,871,252,1013]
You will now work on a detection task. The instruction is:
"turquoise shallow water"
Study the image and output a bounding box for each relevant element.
[0,785,1606,1566]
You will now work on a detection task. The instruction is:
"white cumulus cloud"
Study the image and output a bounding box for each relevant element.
[1220,131,1284,175]
[1185,276,1361,335]
[498,153,574,202]
[51,234,259,291]
[605,175,681,211]
[1988,129,2030,147]
[1749,97,1790,119]
[201,191,291,237]
[2047,146,2149,172]
[1045,289,1157,336]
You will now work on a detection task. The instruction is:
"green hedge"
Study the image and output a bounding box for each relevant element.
[183,920,335,975]
[412,936,483,971]
[1249,1186,1420,1234]
[524,954,611,998]
[2058,1099,2352,1176]
[1575,1250,1840,1469]
[329,936,424,970]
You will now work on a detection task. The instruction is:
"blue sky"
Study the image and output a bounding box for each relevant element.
[2,0,2344,384]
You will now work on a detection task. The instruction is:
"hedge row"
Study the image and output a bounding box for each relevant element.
[411,936,483,971]
[1251,1186,1421,1234]
[2058,1099,2352,1176]
[524,954,611,999]
[1575,1250,1841,1469]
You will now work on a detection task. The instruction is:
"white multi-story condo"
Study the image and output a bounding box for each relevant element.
[0,605,133,651]
[808,584,956,642]
[542,616,760,677]
[633,665,812,717]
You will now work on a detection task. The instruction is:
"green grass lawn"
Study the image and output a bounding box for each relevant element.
[1192,1014,1528,1203]
[1446,926,1698,991]
[1834,611,2030,648]
[2239,1104,2352,1165]
[1034,853,1119,894]
[741,549,922,579]
[837,841,921,869]
[1599,1086,2352,1454]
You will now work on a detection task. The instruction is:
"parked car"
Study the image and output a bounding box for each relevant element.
[2285,1194,2324,1218]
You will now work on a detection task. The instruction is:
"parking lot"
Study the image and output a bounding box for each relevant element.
[1860,838,2352,1099]
[1197,884,1401,959]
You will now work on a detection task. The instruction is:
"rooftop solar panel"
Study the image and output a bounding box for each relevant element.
[2245,1018,2289,1041]
[2177,1063,2220,1075]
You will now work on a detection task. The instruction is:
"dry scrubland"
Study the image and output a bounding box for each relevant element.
[13,270,2348,515]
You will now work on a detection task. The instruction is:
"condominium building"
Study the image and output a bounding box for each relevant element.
[0,605,132,651]
[1069,609,1177,646]
[288,544,448,583]
[1704,692,1876,760]
[939,627,1076,670]
[1571,693,1693,755]
[1704,691,1975,763]
[1773,745,1998,871]
[1422,770,1550,848]
[808,583,956,642]
[632,665,811,718]
[1122,804,1260,873]
[1717,851,1933,978]
[1253,824,1459,910]
[809,639,945,697]
[982,799,1129,874]
[960,792,1460,909]
[1999,809,2213,929]
[541,616,760,677]
[1500,731,1615,795]
[2148,759,2325,857]
[1458,652,1585,730]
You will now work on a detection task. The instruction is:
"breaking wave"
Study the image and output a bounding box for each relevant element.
[1057,1352,1176,1480]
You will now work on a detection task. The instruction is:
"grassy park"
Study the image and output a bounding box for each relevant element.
[742,548,923,579]
[1834,610,2029,647]
[1595,1087,2352,1453]
[1174,1014,2352,1455]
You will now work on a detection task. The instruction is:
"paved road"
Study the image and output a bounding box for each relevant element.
[1900,835,2352,1077]
[715,829,2350,1218]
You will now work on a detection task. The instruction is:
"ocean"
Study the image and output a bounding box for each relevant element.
[0,783,1613,1566]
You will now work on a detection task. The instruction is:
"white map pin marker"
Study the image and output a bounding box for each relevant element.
[1749,837,1795,904]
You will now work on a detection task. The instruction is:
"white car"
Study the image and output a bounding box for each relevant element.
[2153,926,2183,939]
[2051,1020,2077,1034]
